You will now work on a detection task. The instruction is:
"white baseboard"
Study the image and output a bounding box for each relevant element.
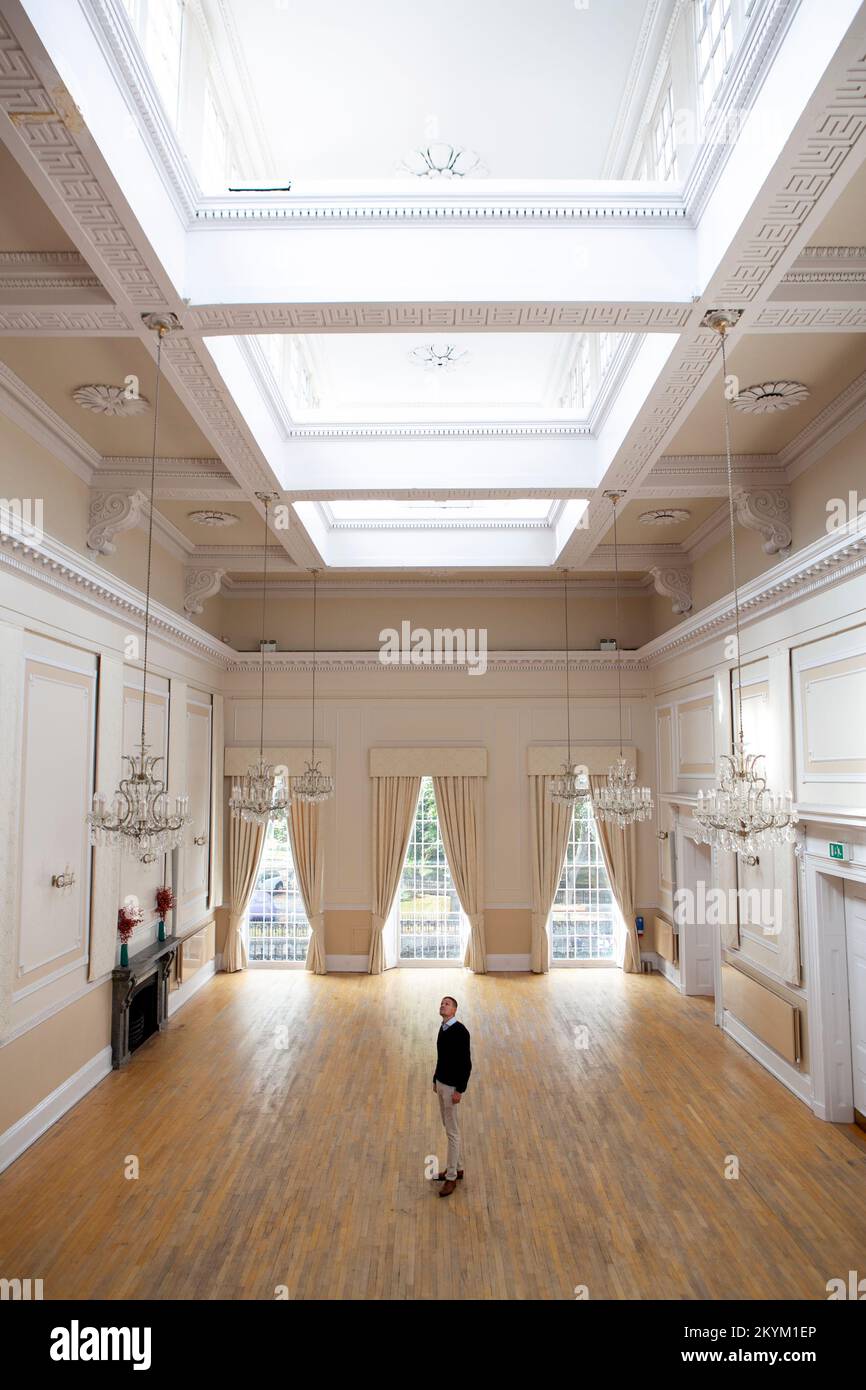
[653,954,680,987]
[0,1045,112,1174]
[326,954,368,972]
[486,954,531,971]
[722,1010,813,1108]
[168,959,215,1016]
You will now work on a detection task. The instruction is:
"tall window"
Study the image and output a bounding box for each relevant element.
[696,0,735,117]
[550,801,617,962]
[398,778,464,962]
[248,818,310,963]
[122,0,184,126]
[651,80,678,181]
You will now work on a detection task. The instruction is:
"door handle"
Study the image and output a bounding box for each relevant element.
[194,834,207,846]
[51,866,76,888]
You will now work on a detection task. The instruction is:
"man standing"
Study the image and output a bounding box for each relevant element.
[433,996,472,1197]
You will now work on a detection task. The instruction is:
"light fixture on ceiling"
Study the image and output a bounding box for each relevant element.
[694,310,798,858]
[638,508,692,526]
[229,493,290,825]
[734,381,809,414]
[187,509,240,528]
[72,383,149,416]
[293,570,335,804]
[408,343,470,372]
[592,492,654,828]
[396,143,487,179]
[549,568,591,807]
[88,314,190,862]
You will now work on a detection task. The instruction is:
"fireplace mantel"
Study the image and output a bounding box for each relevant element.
[111,927,204,1069]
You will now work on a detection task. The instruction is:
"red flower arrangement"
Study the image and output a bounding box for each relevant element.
[156,886,176,919]
[117,900,143,943]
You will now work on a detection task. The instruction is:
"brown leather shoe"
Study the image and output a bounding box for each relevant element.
[439,1179,457,1197]
[435,1170,464,1181]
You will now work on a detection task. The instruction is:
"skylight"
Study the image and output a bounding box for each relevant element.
[250,331,626,426]
[325,499,560,527]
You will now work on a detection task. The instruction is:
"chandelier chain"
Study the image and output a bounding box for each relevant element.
[259,496,269,760]
[720,329,745,744]
[563,569,572,763]
[139,330,162,753]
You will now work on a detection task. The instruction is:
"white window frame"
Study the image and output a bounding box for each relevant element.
[393,776,467,967]
[550,800,619,967]
[247,817,310,967]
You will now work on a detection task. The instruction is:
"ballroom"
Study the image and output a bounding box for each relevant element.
[1,0,866,1317]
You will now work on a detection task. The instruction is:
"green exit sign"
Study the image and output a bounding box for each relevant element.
[829,842,849,861]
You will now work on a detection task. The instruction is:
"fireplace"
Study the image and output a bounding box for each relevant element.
[128,976,158,1054]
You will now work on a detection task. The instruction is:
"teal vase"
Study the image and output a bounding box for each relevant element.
[120,942,129,967]
[158,919,166,942]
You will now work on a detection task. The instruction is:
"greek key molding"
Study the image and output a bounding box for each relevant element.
[187,302,694,335]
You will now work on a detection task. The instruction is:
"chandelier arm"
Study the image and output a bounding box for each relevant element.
[139,330,163,756]
[720,329,745,745]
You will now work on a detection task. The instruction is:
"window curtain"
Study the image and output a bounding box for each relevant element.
[225,813,267,973]
[288,790,327,975]
[529,774,574,974]
[432,775,486,974]
[369,775,421,974]
[589,776,642,974]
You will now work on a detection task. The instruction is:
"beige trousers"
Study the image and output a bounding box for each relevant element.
[436,1080,463,1179]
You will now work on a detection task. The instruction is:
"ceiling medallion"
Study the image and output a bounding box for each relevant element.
[187,510,240,528]
[72,383,150,416]
[396,142,487,179]
[408,343,470,372]
[734,381,809,414]
[638,508,692,527]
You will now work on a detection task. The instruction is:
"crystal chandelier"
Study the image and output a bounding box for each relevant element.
[88,314,191,863]
[294,569,334,804]
[592,493,654,828]
[549,569,591,806]
[229,494,290,825]
[694,311,798,857]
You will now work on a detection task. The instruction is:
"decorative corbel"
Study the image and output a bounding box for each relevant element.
[734,488,792,554]
[649,566,693,615]
[184,566,225,615]
[87,490,146,555]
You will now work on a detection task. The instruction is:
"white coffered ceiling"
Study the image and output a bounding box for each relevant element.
[1,0,866,611]
[209,0,651,184]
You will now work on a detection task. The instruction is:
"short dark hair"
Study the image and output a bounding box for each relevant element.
[442,996,458,1009]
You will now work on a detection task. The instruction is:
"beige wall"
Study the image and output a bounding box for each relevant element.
[219,588,655,653]
[0,983,111,1135]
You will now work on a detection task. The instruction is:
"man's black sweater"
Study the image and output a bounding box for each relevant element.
[434,1020,472,1093]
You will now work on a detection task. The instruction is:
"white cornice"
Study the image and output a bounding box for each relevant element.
[777,368,866,482]
[4,515,866,676]
[192,190,691,228]
[640,513,866,664]
[0,250,103,291]
[0,360,100,485]
[224,650,651,676]
[0,525,234,666]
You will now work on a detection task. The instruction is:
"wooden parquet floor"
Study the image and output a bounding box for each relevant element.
[2,967,865,1300]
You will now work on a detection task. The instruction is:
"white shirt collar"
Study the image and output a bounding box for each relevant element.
[441,1015,457,1029]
